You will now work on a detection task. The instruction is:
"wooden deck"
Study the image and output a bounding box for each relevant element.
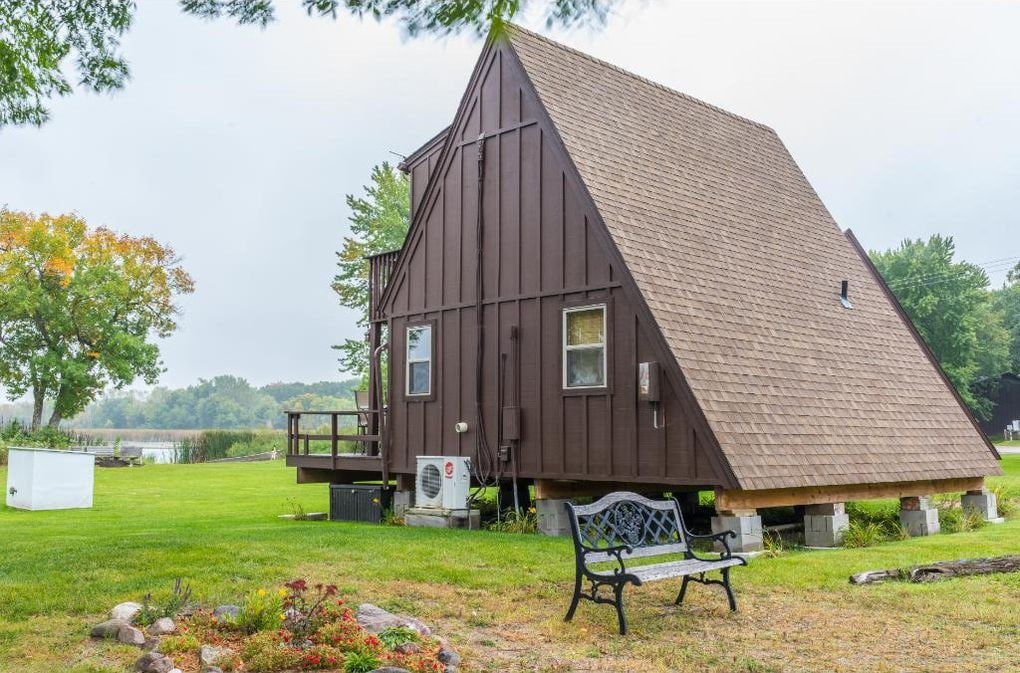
[285,409,387,483]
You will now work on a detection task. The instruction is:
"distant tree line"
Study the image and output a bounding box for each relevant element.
[871,235,1020,420]
[64,375,361,429]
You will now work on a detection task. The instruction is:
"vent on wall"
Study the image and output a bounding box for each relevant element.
[840,280,853,309]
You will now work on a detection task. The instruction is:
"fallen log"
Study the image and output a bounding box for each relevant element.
[850,555,1020,585]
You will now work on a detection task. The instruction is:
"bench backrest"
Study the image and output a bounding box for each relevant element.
[565,491,689,563]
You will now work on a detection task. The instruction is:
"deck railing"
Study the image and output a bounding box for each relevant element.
[367,249,400,320]
[285,409,384,462]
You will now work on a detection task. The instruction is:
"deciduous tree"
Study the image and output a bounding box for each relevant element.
[0,210,194,429]
[871,235,1010,418]
[0,0,615,127]
[992,263,1020,374]
[331,162,409,381]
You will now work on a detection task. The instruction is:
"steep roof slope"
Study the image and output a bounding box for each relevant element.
[506,27,1000,490]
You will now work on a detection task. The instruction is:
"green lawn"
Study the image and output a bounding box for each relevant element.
[1,458,1018,673]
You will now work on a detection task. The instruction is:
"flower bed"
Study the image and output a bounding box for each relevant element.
[90,579,457,673]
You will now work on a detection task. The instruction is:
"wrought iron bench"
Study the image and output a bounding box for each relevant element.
[564,491,747,634]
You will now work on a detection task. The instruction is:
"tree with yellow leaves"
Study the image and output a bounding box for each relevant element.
[0,210,195,429]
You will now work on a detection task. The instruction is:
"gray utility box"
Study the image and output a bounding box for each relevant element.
[329,484,392,523]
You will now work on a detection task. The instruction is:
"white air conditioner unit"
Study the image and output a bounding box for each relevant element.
[415,456,471,510]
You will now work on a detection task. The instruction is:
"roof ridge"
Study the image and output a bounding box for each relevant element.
[505,23,774,133]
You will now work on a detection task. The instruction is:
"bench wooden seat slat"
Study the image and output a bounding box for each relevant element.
[563,491,747,635]
[607,557,745,583]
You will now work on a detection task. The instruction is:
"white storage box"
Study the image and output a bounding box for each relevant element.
[5,447,96,510]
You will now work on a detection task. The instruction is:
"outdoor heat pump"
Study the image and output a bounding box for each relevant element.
[415,456,471,510]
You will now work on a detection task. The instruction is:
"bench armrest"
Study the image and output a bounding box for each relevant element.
[579,544,634,574]
[685,530,745,563]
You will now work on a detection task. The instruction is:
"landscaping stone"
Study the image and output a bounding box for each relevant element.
[395,641,421,654]
[134,651,175,673]
[199,645,230,671]
[437,647,461,667]
[111,601,144,622]
[212,605,240,621]
[369,668,411,673]
[356,603,431,636]
[90,618,129,639]
[118,624,147,646]
[148,617,176,636]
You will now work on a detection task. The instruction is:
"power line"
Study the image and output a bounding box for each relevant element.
[884,256,1019,291]
[885,255,1019,287]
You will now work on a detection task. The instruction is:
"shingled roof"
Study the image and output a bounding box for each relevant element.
[505,26,1000,490]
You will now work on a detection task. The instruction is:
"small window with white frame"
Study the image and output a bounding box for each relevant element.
[563,304,607,389]
[406,324,432,397]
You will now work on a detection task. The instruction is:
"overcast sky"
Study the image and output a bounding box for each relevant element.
[2,1,1018,390]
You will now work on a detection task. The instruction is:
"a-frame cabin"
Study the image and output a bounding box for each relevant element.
[288,26,1001,547]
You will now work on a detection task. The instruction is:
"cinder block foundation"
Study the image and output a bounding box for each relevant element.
[536,498,573,537]
[711,510,762,553]
[393,490,414,519]
[899,495,940,536]
[803,502,850,547]
[404,507,480,530]
[961,489,1000,522]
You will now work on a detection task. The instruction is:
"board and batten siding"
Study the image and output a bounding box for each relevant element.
[383,43,723,487]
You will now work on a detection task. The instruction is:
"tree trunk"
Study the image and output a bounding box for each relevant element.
[47,408,63,429]
[31,385,45,431]
[851,555,1020,585]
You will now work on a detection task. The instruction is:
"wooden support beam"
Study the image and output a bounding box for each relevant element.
[715,477,985,512]
[534,479,674,500]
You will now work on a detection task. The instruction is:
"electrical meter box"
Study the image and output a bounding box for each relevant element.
[638,362,661,402]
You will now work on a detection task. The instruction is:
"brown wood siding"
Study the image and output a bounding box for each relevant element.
[382,43,724,487]
[407,135,446,221]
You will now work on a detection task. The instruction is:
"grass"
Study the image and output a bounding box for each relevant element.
[1,459,1019,672]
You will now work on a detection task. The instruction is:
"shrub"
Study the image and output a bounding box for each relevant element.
[227,587,285,634]
[241,632,304,672]
[939,505,986,534]
[343,651,380,673]
[227,430,285,458]
[157,633,201,656]
[176,430,276,463]
[138,578,192,625]
[761,529,785,558]
[282,579,339,642]
[841,521,886,548]
[990,485,1017,518]
[378,625,420,650]
[488,508,538,534]
[0,420,78,449]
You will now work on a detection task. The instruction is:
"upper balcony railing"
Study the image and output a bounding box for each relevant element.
[367,249,400,321]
